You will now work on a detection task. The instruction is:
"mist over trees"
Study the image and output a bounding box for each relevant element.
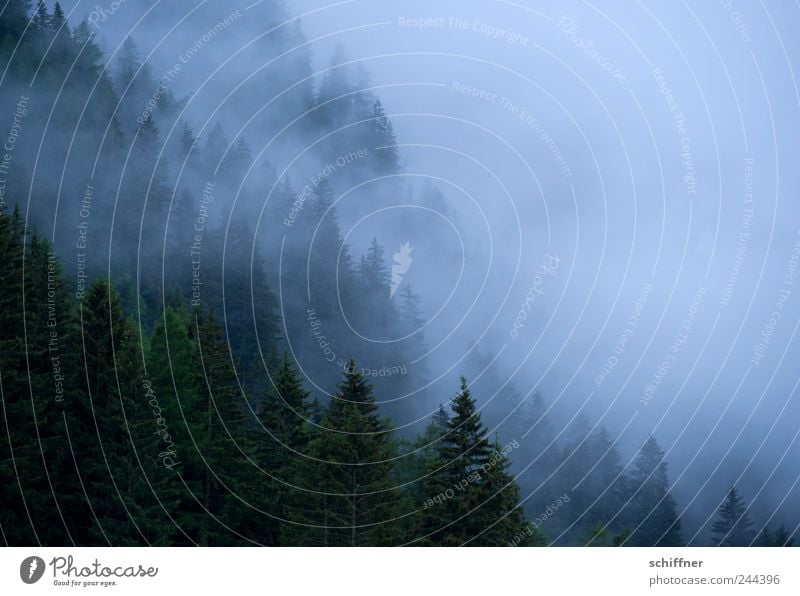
[0,1,796,546]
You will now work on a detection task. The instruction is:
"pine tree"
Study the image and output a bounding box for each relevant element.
[114,36,157,133]
[215,217,280,395]
[0,0,31,44]
[247,355,313,545]
[514,391,560,526]
[315,43,353,129]
[356,237,395,337]
[175,120,199,164]
[771,524,794,547]
[418,377,533,545]
[116,113,170,292]
[359,237,390,295]
[394,405,450,506]
[202,122,228,173]
[711,487,754,546]
[626,436,682,546]
[48,2,72,61]
[370,99,399,174]
[476,436,543,546]
[289,362,401,546]
[0,213,72,545]
[188,308,252,545]
[60,278,150,545]
[581,427,629,540]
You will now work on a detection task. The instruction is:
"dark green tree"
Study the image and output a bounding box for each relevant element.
[288,362,401,546]
[626,436,682,546]
[418,377,533,545]
[711,487,754,546]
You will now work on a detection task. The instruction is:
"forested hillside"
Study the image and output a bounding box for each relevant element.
[0,1,794,546]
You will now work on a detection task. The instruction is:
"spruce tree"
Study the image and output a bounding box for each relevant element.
[290,362,401,546]
[0,0,31,44]
[253,354,312,545]
[60,278,150,545]
[418,377,533,545]
[626,436,682,546]
[370,99,399,174]
[475,436,544,546]
[711,487,754,546]
[771,524,794,547]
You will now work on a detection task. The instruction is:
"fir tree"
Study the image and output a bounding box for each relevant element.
[418,378,533,545]
[370,99,399,174]
[290,362,401,546]
[711,487,755,546]
[626,436,682,546]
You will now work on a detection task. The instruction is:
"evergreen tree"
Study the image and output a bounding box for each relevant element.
[357,237,396,338]
[626,436,682,546]
[711,487,755,546]
[476,436,543,546]
[250,355,313,545]
[418,377,533,545]
[60,278,150,545]
[0,212,72,545]
[370,99,399,174]
[189,308,252,545]
[288,362,401,546]
[771,524,794,547]
[114,36,157,133]
[315,43,353,129]
[514,391,560,525]
[0,0,31,44]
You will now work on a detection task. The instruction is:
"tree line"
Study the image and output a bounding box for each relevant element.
[1,206,794,545]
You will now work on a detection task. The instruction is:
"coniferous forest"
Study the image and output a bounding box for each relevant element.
[0,1,797,547]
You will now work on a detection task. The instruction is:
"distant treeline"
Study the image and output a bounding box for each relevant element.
[0,207,794,546]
